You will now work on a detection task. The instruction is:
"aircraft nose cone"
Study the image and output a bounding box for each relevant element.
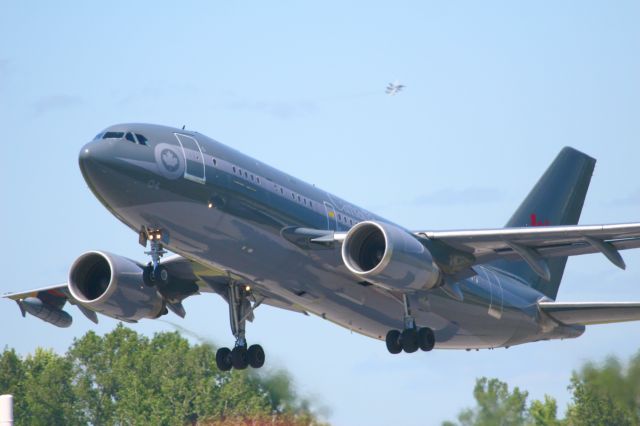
[78,140,110,188]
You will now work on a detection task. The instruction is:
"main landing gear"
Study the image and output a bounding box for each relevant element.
[215,282,266,371]
[385,294,435,354]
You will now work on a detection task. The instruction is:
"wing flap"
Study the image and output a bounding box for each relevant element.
[539,301,640,325]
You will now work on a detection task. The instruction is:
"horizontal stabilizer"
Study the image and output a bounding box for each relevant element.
[539,301,640,325]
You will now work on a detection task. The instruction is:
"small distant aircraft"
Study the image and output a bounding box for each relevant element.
[385,80,405,96]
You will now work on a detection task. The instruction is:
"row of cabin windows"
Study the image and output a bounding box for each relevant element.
[211,157,317,211]
[337,213,355,226]
[230,165,261,184]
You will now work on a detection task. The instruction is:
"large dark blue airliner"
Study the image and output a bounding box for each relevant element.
[6,124,640,371]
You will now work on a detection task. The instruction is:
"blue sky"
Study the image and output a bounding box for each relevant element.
[1,1,640,425]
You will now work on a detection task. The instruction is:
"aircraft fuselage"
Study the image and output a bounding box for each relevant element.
[78,123,583,350]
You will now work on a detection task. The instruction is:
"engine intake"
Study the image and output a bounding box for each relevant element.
[342,221,441,291]
[68,251,164,321]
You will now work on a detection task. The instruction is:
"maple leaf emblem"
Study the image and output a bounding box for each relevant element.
[161,149,179,171]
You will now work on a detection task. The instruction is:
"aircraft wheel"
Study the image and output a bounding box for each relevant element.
[156,265,170,285]
[247,344,265,369]
[231,346,249,370]
[216,347,232,371]
[142,265,155,287]
[401,328,419,353]
[385,330,402,354]
[418,327,435,352]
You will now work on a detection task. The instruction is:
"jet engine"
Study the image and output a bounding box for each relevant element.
[68,251,164,321]
[341,221,441,291]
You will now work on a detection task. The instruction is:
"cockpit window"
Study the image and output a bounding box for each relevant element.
[135,134,148,146]
[103,132,124,139]
[93,132,104,140]
[125,132,136,143]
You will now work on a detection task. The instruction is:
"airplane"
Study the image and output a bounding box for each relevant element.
[385,80,405,95]
[5,123,640,372]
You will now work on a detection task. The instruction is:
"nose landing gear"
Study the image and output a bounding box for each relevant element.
[215,282,266,371]
[140,228,169,286]
[385,294,435,354]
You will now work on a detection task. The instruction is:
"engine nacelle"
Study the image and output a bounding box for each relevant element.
[341,221,441,291]
[68,251,164,322]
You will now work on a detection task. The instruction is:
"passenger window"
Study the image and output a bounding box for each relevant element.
[103,132,124,139]
[244,171,248,178]
[125,132,136,143]
[250,174,254,181]
[257,177,260,184]
[135,134,148,145]
[212,158,217,166]
[233,166,236,173]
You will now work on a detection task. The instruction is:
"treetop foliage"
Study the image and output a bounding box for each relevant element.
[444,349,640,426]
[0,324,327,426]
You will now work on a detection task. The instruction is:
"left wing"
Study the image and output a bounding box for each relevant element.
[539,301,640,325]
[415,222,640,280]
[3,255,307,327]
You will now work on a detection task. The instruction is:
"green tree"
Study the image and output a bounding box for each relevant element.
[565,374,634,426]
[21,348,82,426]
[0,324,326,426]
[0,348,26,420]
[446,377,529,426]
[528,395,562,426]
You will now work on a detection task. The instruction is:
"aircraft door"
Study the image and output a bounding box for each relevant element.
[174,133,206,184]
[323,201,338,231]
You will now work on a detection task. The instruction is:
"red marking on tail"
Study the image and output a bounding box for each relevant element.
[530,213,550,227]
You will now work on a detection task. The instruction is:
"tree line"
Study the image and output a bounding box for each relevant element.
[443,351,640,426]
[3,324,639,425]
[0,324,327,426]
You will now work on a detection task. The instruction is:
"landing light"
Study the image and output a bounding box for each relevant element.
[245,285,251,292]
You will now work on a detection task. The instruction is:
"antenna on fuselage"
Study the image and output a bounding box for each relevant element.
[182,125,186,130]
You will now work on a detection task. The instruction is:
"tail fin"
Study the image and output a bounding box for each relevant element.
[494,147,596,299]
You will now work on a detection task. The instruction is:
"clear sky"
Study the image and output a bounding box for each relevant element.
[1,1,640,425]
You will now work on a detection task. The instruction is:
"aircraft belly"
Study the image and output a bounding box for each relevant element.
[111,187,536,350]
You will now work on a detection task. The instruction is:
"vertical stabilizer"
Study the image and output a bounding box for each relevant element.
[493,147,596,299]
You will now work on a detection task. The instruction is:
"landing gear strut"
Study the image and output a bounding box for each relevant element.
[385,294,435,354]
[215,282,265,371]
[140,228,169,287]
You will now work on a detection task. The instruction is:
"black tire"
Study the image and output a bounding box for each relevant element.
[142,265,155,287]
[418,327,435,352]
[400,328,419,353]
[247,344,265,369]
[385,330,402,354]
[231,346,249,370]
[216,347,232,371]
